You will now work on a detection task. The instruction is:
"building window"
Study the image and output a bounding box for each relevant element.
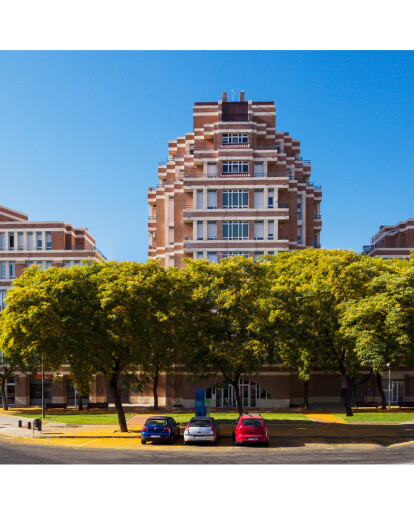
[168,228,174,245]
[268,189,274,209]
[207,252,218,263]
[18,232,24,250]
[0,233,5,250]
[196,252,204,260]
[268,221,274,240]
[222,190,248,209]
[253,162,264,177]
[27,232,33,250]
[46,232,52,250]
[222,252,249,258]
[9,262,15,278]
[9,233,14,250]
[222,161,248,174]
[0,263,5,280]
[45,261,52,269]
[0,290,7,311]
[36,232,42,250]
[207,222,217,240]
[254,221,264,240]
[254,190,264,209]
[254,252,264,262]
[222,134,248,145]
[297,196,302,221]
[207,190,217,209]
[297,225,302,245]
[207,163,217,178]
[223,221,249,240]
[197,221,203,241]
[196,190,203,210]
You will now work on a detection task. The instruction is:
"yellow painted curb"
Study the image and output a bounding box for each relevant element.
[305,413,347,424]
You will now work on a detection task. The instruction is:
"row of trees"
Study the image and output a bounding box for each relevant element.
[1,250,414,430]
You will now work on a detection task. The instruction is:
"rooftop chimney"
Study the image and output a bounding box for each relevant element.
[222,92,227,102]
[239,90,245,102]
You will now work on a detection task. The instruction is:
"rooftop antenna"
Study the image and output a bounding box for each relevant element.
[231,89,235,102]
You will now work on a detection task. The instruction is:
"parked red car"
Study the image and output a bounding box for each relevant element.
[233,414,269,446]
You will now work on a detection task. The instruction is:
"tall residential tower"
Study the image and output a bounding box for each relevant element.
[148,92,322,266]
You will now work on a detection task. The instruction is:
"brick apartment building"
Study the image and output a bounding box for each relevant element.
[0,204,106,407]
[148,91,322,267]
[363,219,414,259]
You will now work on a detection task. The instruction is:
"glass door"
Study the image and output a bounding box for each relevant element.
[392,381,404,403]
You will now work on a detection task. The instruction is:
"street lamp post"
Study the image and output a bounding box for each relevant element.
[386,363,391,411]
[41,354,45,419]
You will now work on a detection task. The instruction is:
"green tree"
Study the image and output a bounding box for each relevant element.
[0,262,170,431]
[264,249,397,416]
[181,257,269,415]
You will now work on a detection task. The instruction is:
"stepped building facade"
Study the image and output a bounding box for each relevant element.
[148,92,322,266]
[363,219,414,259]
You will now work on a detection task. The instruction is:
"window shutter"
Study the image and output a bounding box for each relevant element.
[207,222,217,240]
[268,221,274,239]
[197,190,203,209]
[197,221,203,240]
[207,191,217,209]
[254,190,264,209]
[254,163,264,177]
[254,221,264,240]
[207,163,217,177]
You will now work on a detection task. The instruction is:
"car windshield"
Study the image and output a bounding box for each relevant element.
[146,419,168,427]
[190,419,211,427]
[242,419,263,427]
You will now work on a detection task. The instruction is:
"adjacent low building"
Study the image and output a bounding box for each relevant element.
[0,204,107,407]
[363,219,414,259]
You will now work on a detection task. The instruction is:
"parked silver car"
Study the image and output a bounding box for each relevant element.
[184,416,220,445]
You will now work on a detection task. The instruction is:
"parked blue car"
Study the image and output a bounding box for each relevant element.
[141,416,180,444]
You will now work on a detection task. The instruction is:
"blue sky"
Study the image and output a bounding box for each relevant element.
[0,51,413,262]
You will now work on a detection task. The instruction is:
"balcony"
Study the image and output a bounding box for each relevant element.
[314,214,322,220]
[278,203,289,209]
[65,246,107,261]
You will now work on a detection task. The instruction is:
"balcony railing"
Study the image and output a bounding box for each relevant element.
[314,244,322,249]
[65,246,107,261]
[314,214,322,220]
[278,235,289,240]
[278,203,289,209]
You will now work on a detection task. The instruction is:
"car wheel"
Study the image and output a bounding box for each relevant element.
[141,439,146,445]
[263,441,269,447]
[170,435,175,444]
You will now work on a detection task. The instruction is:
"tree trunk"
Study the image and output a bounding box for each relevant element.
[232,378,243,415]
[153,373,159,410]
[78,395,83,411]
[344,377,354,417]
[303,380,310,410]
[376,372,387,410]
[109,373,128,432]
[1,379,8,411]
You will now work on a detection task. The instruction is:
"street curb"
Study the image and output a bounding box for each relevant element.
[31,434,414,440]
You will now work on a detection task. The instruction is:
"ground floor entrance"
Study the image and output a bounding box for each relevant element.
[206,379,273,408]
[30,380,52,405]
[383,379,405,404]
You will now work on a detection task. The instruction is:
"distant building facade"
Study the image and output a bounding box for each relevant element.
[363,219,414,258]
[0,204,106,407]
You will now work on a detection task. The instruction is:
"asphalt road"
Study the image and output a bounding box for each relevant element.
[1,436,414,464]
